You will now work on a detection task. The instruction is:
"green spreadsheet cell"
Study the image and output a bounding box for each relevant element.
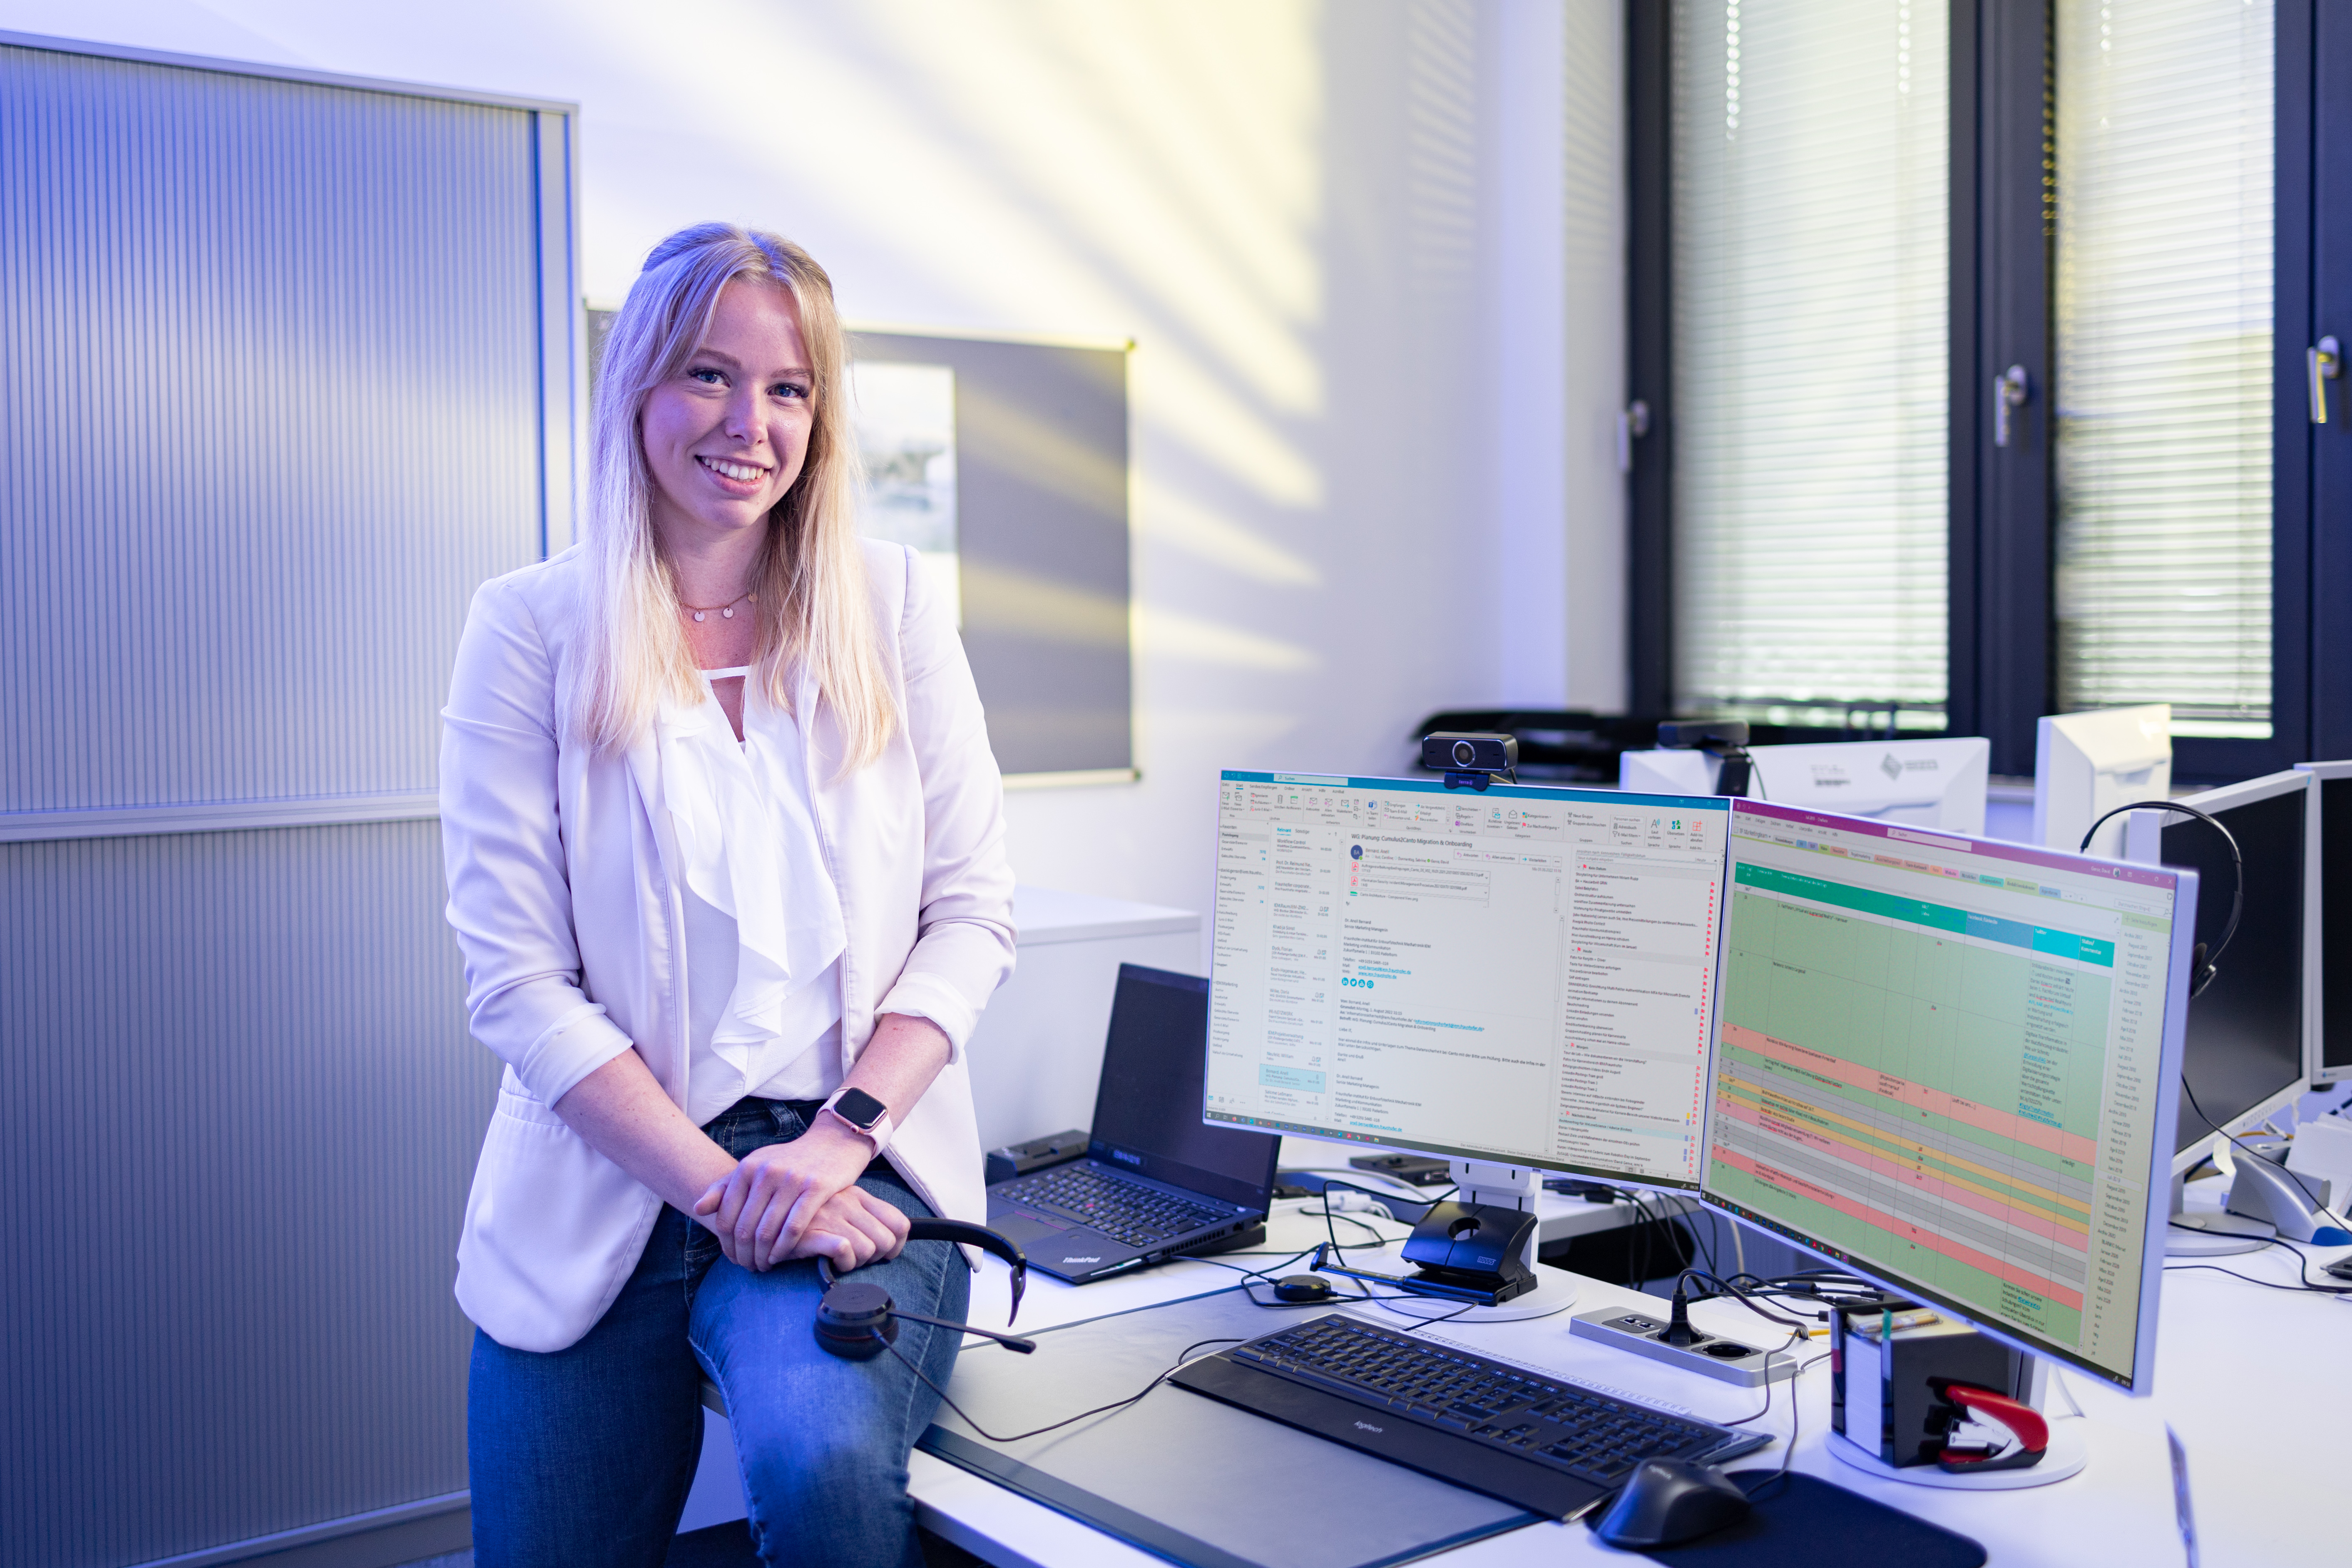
[1722,887,2110,1143]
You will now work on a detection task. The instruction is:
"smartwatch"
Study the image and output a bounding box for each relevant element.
[820,1086,894,1155]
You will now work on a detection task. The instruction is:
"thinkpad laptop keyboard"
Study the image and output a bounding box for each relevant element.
[999,1163,1230,1247]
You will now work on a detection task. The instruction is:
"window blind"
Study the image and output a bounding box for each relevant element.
[2053,1,2273,739]
[1669,0,1949,729]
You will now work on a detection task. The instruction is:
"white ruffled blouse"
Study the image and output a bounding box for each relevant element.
[656,664,847,1117]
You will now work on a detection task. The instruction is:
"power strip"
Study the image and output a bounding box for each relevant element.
[1569,1308,1799,1389]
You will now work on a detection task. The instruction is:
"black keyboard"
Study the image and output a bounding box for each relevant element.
[999,1163,1230,1248]
[1170,1313,1768,1518]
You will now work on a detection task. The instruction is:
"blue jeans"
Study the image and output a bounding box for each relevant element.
[467,1098,970,1568]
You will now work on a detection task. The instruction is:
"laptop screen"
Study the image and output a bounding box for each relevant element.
[1090,964,1280,1210]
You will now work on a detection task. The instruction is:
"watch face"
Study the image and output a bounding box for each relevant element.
[833,1087,887,1131]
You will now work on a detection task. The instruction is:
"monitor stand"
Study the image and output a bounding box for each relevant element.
[1827,1353,2090,1490]
[2166,1169,2274,1257]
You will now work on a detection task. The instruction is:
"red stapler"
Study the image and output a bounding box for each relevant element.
[1928,1380,2049,1474]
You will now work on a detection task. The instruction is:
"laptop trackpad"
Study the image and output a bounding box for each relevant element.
[986,1210,1074,1250]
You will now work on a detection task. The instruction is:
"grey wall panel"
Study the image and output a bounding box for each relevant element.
[0,822,496,1568]
[0,35,569,1568]
[0,42,545,815]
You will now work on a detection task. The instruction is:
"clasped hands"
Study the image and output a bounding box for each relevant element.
[692,1117,910,1272]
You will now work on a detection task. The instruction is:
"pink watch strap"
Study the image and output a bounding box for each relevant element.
[821,1091,893,1154]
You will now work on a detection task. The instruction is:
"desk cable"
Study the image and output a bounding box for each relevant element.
[2161,1229,2352,1297]
[1625,1192,1726,1286]
[887,1328,1249,1446]
[1253,1188,1483,1330]
[907,1196,1469,1446]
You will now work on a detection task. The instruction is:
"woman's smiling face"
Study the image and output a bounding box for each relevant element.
[640,279,814,552]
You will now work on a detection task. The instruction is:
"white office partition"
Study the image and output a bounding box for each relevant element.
[0,33,574,1567]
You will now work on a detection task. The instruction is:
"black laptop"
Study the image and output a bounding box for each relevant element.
[985,964,1280,1283]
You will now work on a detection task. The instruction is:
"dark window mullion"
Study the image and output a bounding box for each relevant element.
[1626,0,1674,719]
[2299,0,2351,763]
[1969,0,2054,778]
[1947,0,1984,748]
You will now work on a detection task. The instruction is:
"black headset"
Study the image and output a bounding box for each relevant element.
[812,1219,1037,1360]
[2078,799,2242,998]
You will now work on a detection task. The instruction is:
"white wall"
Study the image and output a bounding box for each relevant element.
[1,0,1628,931]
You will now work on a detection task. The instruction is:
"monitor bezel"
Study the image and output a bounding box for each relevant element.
[1742,736,1991,835]
[2122,768,2315,1175]
[2292,760,2352,1082]
[1699,798,2198,1394]
[2032,704,2173,853]
[1201,768,1733,1195]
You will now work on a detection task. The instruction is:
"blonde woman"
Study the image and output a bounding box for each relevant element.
[440,222,1014,1568]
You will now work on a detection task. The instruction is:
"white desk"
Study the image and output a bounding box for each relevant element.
[914,1195,2348,1568]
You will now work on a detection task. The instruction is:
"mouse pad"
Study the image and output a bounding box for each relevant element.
[1593,1469,1986,1568]
[916,1289,1540,1568]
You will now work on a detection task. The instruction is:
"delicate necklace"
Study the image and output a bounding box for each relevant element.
[679,588,755,624]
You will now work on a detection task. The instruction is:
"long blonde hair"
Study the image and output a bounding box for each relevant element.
[571,222,895,768]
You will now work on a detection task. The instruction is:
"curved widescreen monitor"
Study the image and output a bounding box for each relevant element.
[1699,799,2197,1393]
[1202,771,1731,1191]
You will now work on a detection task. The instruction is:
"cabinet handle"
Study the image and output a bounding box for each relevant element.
[1993,365,2029,448]
[2309,336,2340,424]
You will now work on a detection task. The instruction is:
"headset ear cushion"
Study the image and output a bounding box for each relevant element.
[813,1280,897,1361]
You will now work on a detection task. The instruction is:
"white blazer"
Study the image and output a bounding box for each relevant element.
[439,540,1016,1353]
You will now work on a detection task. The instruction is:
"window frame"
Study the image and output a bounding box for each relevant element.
[1626,0,2339,783]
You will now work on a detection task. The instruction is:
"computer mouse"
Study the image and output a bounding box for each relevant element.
[1273,1273,1338,1303]
[1591,1458,1753,1549]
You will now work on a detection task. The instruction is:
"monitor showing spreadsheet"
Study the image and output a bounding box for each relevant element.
[1202,771,1731,1190]
[1700,800,2198,1391]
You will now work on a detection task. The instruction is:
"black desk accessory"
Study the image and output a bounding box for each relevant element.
[1398,1200,1538,1302]
[1588,1469,1986,1566]
[985,1128,1089,1185]
[1271,1274,1338,1303]
[1542,1174,1619,1201]
[1305,1199,1541,1307]
[1348,1151,1453,1187]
